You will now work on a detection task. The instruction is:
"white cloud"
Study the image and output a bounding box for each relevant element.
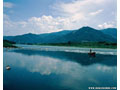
[3,2,14,8]
[90,9,103,16]
[51,0,116,29]
[3,0,117,35]
[98,22,115,29]
[3,14,76,36]
[52,0,106,18]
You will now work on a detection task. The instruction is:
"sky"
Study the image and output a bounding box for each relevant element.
[3,0,117,36]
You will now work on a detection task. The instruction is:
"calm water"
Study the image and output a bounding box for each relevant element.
[3,45,117,90]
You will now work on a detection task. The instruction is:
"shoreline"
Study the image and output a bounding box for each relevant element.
[15,44,117,50]
[35,44,117,49]
[4,44,117,56]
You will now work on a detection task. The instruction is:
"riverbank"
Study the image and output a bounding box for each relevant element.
[3,40,18,48]
[35,42,117,49]
[4,41,117,49]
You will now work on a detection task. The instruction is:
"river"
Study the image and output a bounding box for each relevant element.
[3,45,117,90]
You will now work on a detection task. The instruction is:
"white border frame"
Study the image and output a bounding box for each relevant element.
[0,0,3,90]
[117,0,120,89]
[0,0,119,90]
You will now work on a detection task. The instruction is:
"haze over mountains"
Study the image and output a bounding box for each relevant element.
[4,26,117,44]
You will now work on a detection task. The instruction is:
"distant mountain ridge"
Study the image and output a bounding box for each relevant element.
[4,26,117,44]
[101,28,117,39]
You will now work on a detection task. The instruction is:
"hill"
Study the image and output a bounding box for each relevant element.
[101,28,117,39]
[3,26,117,44]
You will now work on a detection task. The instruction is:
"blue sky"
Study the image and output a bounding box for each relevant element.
[3,0,117,36]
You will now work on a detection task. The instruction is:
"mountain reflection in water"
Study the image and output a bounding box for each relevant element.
[12,49,117,66]
[3,47,117,90]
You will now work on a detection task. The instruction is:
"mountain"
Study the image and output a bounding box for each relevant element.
[57,27,116,43]
[4,30,72,44]
[4,26,117,44]
[101,28,117,39]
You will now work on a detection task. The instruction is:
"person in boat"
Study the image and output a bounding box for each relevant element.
[90,49,92,53]
[88,49,96,57]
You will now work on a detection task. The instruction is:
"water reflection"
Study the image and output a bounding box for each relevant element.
[3,48,117,90]
[11,49,117,66]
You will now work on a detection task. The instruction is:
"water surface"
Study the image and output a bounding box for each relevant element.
[3,45,117,90]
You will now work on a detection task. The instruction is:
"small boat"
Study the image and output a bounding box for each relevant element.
[6,65,11,70]
[88,49,96,57]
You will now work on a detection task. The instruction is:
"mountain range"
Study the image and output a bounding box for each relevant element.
[3,26,117,44]
[101,28,117,39]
